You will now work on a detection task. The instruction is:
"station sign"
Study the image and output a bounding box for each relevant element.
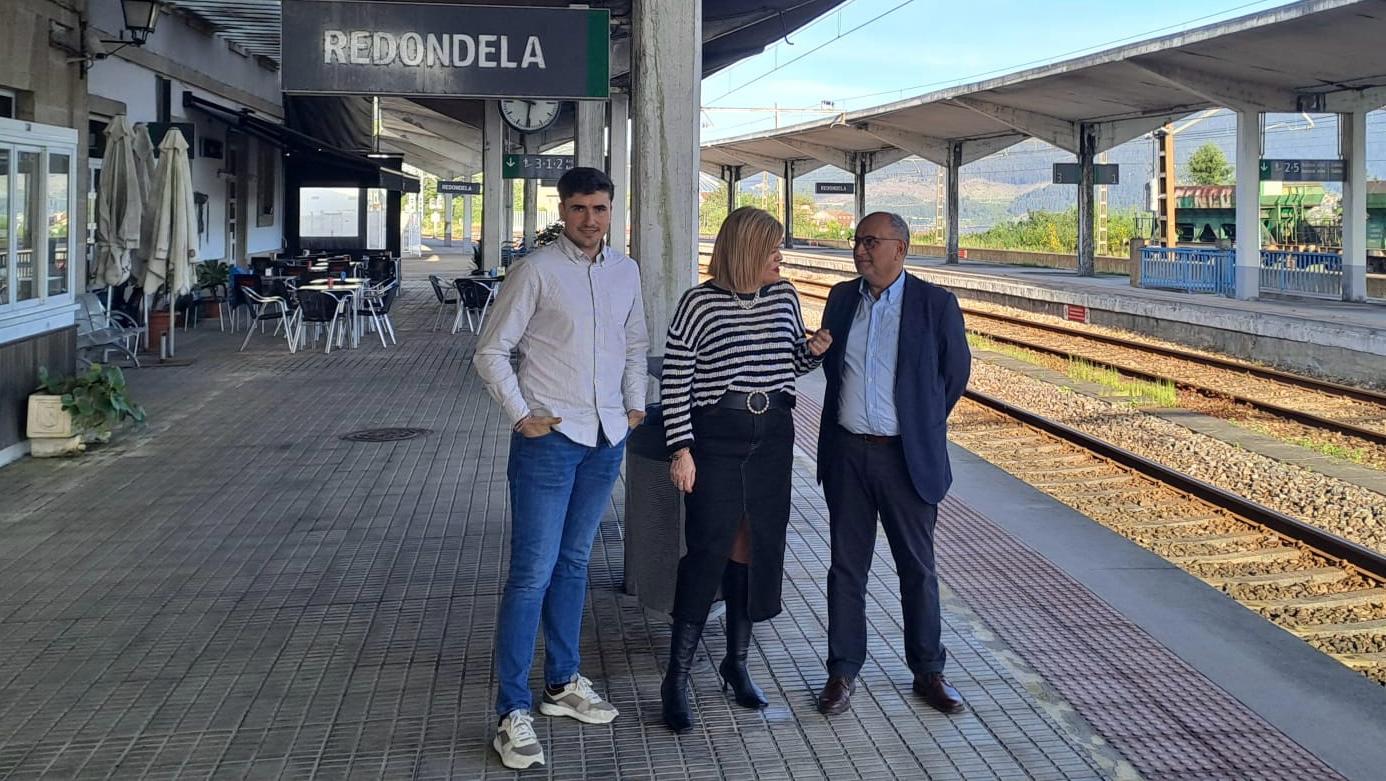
[1053,163,1118,185]
[815,182,856,194]
[281,0,610,99]
[503,154,574,180]
[1258,159,1346,182]
[438,181,482,195]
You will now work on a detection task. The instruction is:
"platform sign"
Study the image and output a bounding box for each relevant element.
[1065,304,1089,324]
[815,182,856,195]
[1258,159,1346,182]
[1053,163,1118,185]
[503,154,574,180]
[281,0,610,98]
[438,181,482,195]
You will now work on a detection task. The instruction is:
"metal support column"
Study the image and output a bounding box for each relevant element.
[782,160,795,248]
[1234,109,1261,300]
[443,187,453,248]
[946,141,961,264]
[1341,110,1368,302]
[481,100,503,271]
[523,135,538,249]
[576,99,605,169]
[853,155,867,225]
[725,165,740,216]
[463,192,474,245]
[1077,123,1096,276]
[608,92,630,254]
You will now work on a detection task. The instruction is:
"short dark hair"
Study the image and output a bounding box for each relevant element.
[557,167,614,200]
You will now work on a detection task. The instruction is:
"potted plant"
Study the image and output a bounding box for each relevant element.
[28,364,146,455]
[196,260,231,319]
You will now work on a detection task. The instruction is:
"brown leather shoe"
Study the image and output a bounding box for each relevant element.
[913,674,965,714]
[817,675,855,715]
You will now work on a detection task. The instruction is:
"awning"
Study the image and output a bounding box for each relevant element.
[183,92,421,192]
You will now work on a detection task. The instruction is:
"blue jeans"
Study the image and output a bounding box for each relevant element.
[494,430,625,717]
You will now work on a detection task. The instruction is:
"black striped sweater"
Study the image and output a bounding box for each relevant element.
[660,281,821,453]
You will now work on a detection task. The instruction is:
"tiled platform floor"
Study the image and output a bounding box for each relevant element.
[0,254,1346,779]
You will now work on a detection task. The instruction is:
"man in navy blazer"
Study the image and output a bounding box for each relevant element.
[814,212,971,717]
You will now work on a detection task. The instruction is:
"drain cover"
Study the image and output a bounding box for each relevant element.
[340,427,431,442]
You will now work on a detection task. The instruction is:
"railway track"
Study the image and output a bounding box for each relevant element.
[951,390,1386,683]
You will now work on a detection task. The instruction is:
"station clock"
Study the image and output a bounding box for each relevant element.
[500,99,562,133]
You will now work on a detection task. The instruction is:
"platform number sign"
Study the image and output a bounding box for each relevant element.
[1258,159,1346,182]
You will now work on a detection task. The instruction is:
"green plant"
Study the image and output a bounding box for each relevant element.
[534,222,564,247]
[37,364,146,440]
[196,260,230,290]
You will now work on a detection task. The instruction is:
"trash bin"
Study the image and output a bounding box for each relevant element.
[623,403,685,618]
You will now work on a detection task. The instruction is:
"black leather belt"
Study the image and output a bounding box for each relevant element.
[712,390,796,415]
[842,430,900,445]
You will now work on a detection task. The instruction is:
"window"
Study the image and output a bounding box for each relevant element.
[0,118,78,340]
[366,189,387,249]
[0,90,14,120]
[256,141,276,227]
[300,187,360,238]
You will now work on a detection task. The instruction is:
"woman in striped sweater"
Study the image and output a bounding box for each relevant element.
[659,206,833,732]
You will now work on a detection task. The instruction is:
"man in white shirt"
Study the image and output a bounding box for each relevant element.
[474,167,648,770]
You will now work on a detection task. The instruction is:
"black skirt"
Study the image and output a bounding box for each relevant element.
[672,405,795,623]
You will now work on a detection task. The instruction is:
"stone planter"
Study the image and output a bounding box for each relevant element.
[26,394,84,457]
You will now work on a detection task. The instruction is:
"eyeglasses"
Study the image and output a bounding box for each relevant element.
[850,235,906,250]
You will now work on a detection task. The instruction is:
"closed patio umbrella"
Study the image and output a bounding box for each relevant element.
[129,122,157,288]
[93,117,141,298]
[143,128,197,357]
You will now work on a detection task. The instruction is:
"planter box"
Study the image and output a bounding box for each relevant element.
[26,394,84,456]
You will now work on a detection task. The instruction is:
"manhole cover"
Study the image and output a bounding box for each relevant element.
[340,427,431,442]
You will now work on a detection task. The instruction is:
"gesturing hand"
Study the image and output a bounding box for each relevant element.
[807,328,833,356]
[516,415,562,438]
[669,449,696,494]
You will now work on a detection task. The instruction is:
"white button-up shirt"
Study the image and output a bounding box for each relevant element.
[474,233,649,447]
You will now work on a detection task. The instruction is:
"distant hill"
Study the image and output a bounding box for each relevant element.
[734,110,1385,233]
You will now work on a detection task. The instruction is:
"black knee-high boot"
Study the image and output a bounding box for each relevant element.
[661,619,704,733]
[718,562,768,709]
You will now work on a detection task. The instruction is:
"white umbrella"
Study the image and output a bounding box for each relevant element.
[93,117,141,296]
[143,128,197,357]
[129,122,157,287]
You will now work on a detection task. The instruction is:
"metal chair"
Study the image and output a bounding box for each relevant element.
[292,290,349,354]
[428,274,458,332]
[75,293,142,367]
[239,287,296,352]
[452,277,497,334]
[359,280,398,347]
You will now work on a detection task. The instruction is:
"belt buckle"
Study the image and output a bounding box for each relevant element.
[745,390,770,415]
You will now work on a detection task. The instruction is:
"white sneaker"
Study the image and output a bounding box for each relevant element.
[538,674,619,724]
[493,710,545,769]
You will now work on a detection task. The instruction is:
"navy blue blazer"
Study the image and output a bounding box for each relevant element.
[815,272,971,504]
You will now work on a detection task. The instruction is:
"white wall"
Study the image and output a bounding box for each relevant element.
[85,22,284,263]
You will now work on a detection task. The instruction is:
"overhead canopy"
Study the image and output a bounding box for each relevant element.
[701,0,1386,178]
[163,0,851,178]
[184,93,420,192]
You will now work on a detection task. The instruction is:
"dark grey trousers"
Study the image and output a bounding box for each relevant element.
[822,429,944,680]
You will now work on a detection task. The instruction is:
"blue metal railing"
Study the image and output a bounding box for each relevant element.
[1259,250,1342,299]
[1138,247,1234,295]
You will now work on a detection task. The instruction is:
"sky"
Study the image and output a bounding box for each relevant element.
[699,0,1302,142]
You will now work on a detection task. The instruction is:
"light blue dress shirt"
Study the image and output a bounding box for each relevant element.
[838,271,905,436]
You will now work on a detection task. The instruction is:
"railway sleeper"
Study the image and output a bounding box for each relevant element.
[1169,546,1302,566]
[1244,588,1386,611]
[1288,617,1386,639]
[1204,567,1351,589]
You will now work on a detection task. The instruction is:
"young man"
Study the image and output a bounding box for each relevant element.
[474,167,648,769]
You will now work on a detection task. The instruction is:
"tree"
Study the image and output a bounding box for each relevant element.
[1186,143,1233,185]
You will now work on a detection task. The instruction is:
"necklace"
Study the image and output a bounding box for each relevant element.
[734,287,761,310]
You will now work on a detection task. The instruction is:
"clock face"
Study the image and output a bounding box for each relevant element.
[500,99,562,132]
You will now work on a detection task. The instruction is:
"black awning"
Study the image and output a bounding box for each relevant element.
[184,93,420,192]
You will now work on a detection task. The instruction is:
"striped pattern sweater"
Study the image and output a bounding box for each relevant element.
[660,281,822,453]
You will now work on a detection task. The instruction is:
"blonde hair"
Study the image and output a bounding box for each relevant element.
[709,206,783,293]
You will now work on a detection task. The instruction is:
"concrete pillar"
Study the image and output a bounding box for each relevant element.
[575,99,606,169]
[631,0,701,357]
[946,141,961,264]
[523,135,539,248]
[443,189,454,247]
[505,178,516,248]
[1077,123,1096,276]
[1234,109,1261,300]
[725,166,739,216]
[463,192,474,244]
[782,160,795,248]
[608,92,630,254]
[853,156,867,225]
[1341,110,1368,302]
[482,100,504,271]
